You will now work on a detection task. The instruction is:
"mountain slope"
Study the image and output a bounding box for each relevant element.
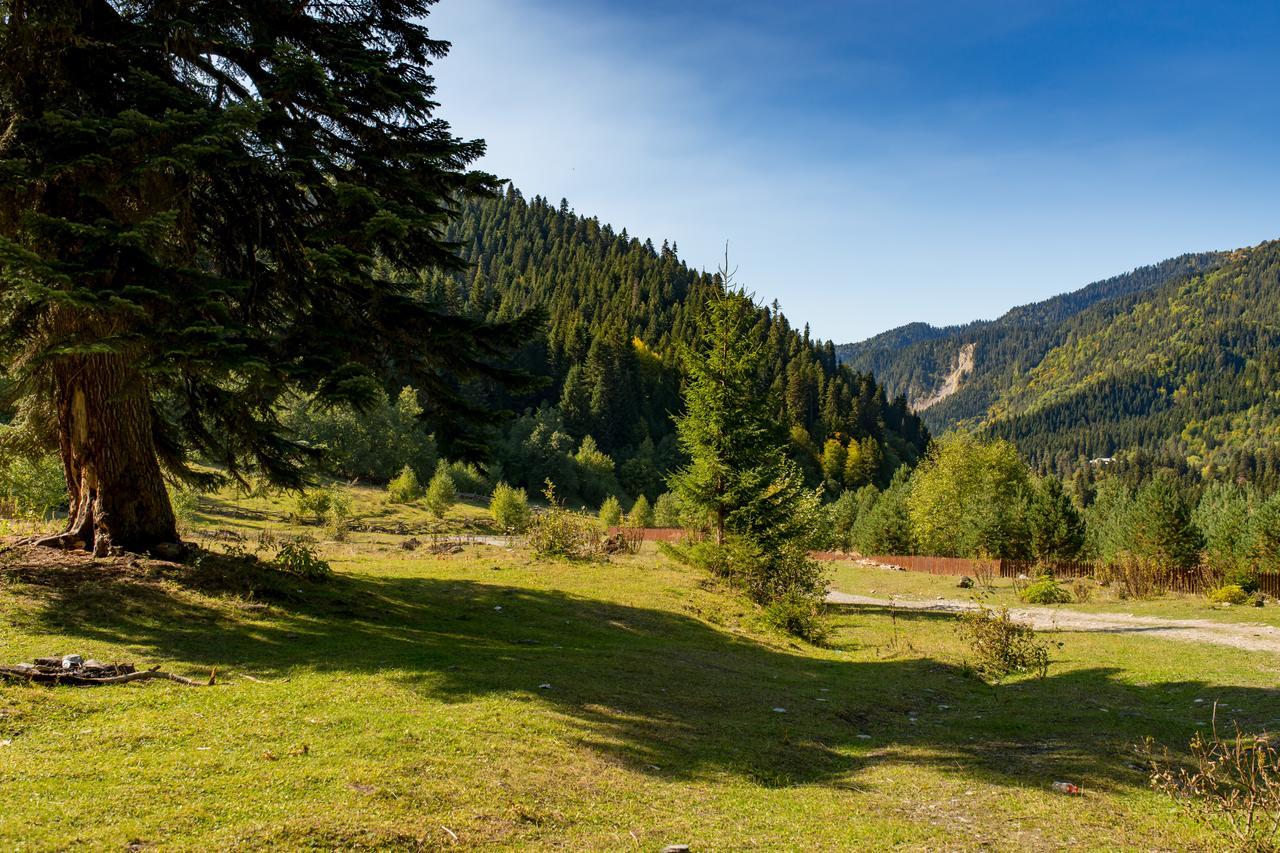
[835,252,1224,432]
[837,241,1280,483]
[983,242,1280,479]
[414,187,929,497]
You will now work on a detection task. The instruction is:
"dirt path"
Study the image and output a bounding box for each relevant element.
[825,590,1280,654]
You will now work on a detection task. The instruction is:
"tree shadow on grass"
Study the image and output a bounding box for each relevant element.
[5,549,1277,795]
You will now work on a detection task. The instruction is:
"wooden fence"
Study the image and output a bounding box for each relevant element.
[849,553,1280,598]
[606,536,1280,598]
[606,527,697,543]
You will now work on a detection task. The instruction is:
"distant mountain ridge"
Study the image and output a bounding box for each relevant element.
[837,252,1224,417]
[834,246,1280,481]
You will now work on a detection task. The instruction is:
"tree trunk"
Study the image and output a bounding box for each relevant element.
[40,346,177,554]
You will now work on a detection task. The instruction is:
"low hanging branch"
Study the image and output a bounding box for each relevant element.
[0,659,215,687]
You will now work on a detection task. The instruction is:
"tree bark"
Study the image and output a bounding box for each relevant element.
[39,343,178,554]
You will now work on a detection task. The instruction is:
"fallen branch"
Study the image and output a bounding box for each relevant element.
[0,663,215,687]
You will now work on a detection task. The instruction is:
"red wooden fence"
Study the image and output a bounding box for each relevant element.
[845,553,1280,597]
[618,534,1280,597]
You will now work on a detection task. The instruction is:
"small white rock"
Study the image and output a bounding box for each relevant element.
[538,683,552,690]
[772,707,787,713]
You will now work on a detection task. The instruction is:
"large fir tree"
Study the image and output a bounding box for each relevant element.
[0,1,536,553]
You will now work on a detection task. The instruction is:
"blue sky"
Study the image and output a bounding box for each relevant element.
[428,0,1280,342]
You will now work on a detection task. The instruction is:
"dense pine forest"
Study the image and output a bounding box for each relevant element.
[396,188,930,504]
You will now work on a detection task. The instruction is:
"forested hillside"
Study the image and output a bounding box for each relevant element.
[985,242,1280,485]
[835,253,1223,430]
[410,188,929,503]
[832,244,1280,486]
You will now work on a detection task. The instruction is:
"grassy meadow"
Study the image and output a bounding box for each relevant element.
[2,486,1278,850]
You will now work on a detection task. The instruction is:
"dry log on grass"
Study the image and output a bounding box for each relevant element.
[0,660,215,687]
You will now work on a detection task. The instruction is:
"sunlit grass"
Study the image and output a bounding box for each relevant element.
[1,495,1276,849]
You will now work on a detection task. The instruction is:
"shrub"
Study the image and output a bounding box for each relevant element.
[1069,577,1095,603]
[273,541,332,580]
[445,460,491,496]
[764,592,829,644]
[1208,584,1250,606]
[598,495,622,529]
[957,607,1051,680]
[0,453,66,519]
[1144,721,1280,851]
[628,494,653,529]
[386,465,422,504]
[528,482,597,559]
[292,485,351,531]
[1222,565,1260,594]
[169,486,201,527]
[664,536,826,610]
[489,482,531,533]
[293,489,332,524]
[1020,575,1073,605]
[653,492,682,528]
[666,536,764,584]
[1097,553,1166,600]
[424,462,457,519]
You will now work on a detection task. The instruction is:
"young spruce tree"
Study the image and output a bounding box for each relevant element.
[0,1,538,553]
[668,257,819,598]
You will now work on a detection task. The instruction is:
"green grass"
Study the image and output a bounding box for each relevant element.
[828,560,1280,626]
[2,499,1278,849]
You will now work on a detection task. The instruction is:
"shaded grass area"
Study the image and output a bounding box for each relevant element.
[1,537,1277,848]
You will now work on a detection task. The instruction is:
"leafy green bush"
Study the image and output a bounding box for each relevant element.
[324,489,353,541]
[0,453,66,519]
[598,495,622,529]
[292,489,332,524]
[1221,565,1260,594]
[425,462,457,519]
[273,541,332,580]
[292,485,351,528]
[528,482,596,559]
[444,460,491,496]
[628,494,653,529]
[386,465,422,504]
[665,536,763,583]
[1020,575,1073,605]
[169,486,201,528]
[653,492,682,528]
[489,482,531,533]
[764,591,829,644]
[957,607,1051,680]
[1207,584,1250,605]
